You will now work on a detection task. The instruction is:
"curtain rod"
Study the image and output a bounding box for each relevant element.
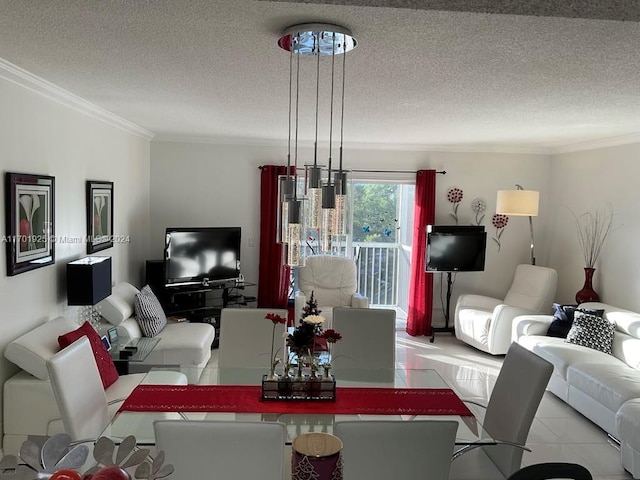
[350,169,446,174]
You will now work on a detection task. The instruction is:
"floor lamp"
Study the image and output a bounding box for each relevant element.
[496,185,539,265]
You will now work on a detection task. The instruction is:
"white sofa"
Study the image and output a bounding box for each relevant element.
[95,282,215,369]
[513,302,640,478]
[2,282,214,454]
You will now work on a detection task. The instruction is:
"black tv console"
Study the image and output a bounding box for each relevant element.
[145,260,257,348]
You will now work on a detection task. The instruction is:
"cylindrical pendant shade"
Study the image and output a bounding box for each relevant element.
[496,190,539,216]
[287,199,306,267]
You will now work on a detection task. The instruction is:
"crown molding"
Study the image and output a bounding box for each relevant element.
[0,58,154,140]
[152,134,554,154]
[152,134,288,148]
[547,132,640,154]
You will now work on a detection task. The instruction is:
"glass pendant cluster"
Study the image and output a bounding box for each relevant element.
[277,23,356,264]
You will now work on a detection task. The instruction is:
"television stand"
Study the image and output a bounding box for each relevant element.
[145,260,257,348]
[430,271,455,343]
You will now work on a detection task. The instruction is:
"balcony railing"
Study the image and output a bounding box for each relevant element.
[290,243,410,312]
[354,242,404,307]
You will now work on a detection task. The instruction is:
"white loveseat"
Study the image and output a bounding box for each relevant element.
[513,302,640,478]
[3,282,214,454]
[454,264,558,355]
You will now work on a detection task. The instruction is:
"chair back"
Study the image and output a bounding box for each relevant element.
[297,255,358,307]
[331,307,395,370]
[218,308,287,369]
[154,420,286,480]
[484,342,553,478]
[334,420,458,480]
[506,462,592,480]
[47,336,110,441]
[504,264,557,312]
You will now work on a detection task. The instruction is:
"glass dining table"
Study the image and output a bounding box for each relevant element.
[101,366,495,449]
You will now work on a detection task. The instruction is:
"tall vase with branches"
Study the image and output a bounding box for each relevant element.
[571,205,614,303]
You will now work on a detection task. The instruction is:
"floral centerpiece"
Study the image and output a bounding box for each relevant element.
[287,292,342,377]
[287,313,325,378]
[263,293,341,400]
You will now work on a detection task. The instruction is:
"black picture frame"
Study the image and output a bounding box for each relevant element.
[86,180,114,254]
[5,172,56,276]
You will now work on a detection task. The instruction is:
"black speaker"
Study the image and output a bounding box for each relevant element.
[145,260,164,289]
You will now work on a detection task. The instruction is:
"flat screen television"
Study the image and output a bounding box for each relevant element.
[164,227,241,287]
[425,225,487,272]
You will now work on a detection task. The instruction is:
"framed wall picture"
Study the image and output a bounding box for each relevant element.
[5,172,56,276]
[87,180,114,254]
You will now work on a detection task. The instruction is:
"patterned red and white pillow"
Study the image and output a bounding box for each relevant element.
[58,321,119,388]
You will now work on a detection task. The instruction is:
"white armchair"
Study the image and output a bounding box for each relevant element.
[454,264,557,355]
[294,255,369,326]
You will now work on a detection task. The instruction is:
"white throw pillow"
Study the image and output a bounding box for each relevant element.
[134,285,168,337]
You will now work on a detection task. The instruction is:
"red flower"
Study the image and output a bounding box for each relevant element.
[446,187,464,204]
[492,214,509,229]
[265,313,286,325]
[320,329,342,343]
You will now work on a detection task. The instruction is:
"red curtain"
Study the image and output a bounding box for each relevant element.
[258,165,292,309]
[406,170,436,336]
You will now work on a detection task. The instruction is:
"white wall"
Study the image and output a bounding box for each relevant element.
[546,143,640,310]
[150,141,552,325]
[0,76,150,437]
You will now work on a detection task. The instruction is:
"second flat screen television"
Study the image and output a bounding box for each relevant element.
[164,227,241,287]
[426,225,487,272]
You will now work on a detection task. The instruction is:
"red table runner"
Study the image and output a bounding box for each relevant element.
[119,385,472,416]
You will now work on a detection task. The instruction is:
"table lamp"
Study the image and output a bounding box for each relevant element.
[67,256,112,327]
[496,185,539,265]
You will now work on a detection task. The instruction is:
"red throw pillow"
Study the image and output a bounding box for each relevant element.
[58,321,119,389]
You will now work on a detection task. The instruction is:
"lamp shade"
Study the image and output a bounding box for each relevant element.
[496,190,539,216]
[67,256,112,306]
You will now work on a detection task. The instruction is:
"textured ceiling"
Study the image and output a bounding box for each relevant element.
[2,0,640,151]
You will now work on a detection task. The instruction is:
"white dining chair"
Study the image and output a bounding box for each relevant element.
[154,420,286,480]
[47,336,111,441]
[449,342,554,480]
[330,307,396,370]
[334,420,458,480]
[218,308,287,369]
[506,462,593,480]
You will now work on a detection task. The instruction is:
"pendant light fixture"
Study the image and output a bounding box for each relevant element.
[286,34,305,267]
[277,41,295,245]
[320,32,337,253]
[307,37,323,230]
[278,23,357,256]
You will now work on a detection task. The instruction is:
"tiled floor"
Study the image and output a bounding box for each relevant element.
[207,329,632,479]
[397,331,632,480]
